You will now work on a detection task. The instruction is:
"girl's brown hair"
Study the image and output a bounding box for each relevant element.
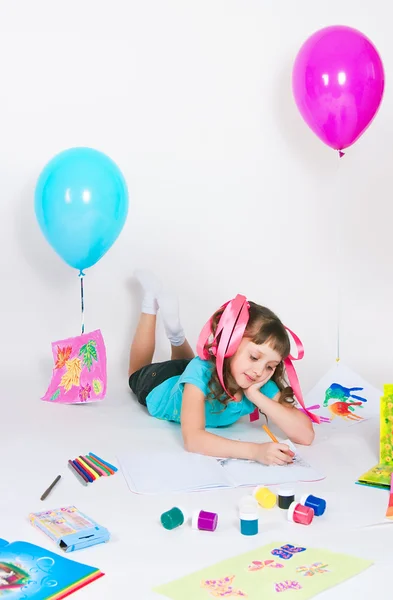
[206,301,294,407]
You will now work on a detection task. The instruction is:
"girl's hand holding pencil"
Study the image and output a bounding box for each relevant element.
[262,424,295,464]
[253,442,294,466]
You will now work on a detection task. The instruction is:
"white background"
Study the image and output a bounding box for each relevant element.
[1,0,392,392]
[1,3,392,597]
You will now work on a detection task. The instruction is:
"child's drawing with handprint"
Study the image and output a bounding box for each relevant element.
[323,383,367,422]
[323,383,367,406]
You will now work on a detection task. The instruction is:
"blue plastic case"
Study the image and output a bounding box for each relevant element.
[29,506,109,552]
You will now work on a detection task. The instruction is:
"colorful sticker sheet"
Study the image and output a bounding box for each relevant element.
[153,541,372,600]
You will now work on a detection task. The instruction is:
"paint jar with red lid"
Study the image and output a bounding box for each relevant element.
[287,502,314,525]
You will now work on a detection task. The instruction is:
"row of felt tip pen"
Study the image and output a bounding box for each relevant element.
[68,453,118,486]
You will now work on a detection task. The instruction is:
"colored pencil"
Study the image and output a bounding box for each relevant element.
[262,424,279,443]
[40,475,61,501]
[69,460,90,483]
[386,472,393,519]
[83,456,107,477]
[74,458,94,482]
[73,459,93,483]
[77,457,99,480]
[87,455,112,476]
[89,453,118,472]
[68,461,88,486]
[90,457,115,475]
[88,455,115,475]
[82,456,104,477]
[262,425,294,458]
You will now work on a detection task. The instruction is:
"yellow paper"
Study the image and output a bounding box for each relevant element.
[380,384,393,464]
[357,384,393,489]
[154,542,373,600]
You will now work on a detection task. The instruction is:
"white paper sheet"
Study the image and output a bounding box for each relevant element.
[117,441,325,494]
[305,363,381,428]
[117,451,229,494]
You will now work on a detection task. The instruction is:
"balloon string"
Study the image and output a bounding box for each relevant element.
[335,153,342,363]
[79,271,85,335]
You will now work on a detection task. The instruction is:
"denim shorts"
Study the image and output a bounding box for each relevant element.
[128,359,192,406]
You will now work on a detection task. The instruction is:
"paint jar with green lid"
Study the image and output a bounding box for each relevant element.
[160,507,187,530]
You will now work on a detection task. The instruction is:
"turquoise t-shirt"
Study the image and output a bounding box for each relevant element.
[146,356,280,427]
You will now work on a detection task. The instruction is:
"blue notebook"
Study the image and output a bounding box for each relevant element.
[0,538,103,599]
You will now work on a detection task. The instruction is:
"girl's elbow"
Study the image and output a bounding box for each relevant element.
[183,437,194,452]
[182,431,201,453]
[299,428,315,446]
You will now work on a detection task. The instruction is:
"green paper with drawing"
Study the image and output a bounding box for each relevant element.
[153,542,372,599]
[357,384,393,489]
[379,384,393,464]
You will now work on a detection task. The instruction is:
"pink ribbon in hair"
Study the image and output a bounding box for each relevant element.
[196,295,320,424]
[282,327,320,424]
[197,295,249,399]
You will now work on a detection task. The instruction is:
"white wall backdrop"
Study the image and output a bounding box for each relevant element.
[1,0,392,396]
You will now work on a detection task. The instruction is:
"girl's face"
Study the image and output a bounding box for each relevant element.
[230,337,282,390]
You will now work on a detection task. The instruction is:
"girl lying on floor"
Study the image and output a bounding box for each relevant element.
[128,270,316,465]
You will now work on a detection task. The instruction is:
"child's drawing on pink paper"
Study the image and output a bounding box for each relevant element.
[41,329,107,404]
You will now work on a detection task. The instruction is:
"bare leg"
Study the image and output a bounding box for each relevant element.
[128,313,157,376]
[171,339,195,361]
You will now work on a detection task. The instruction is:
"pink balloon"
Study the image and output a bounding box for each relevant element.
[292,26,384,152]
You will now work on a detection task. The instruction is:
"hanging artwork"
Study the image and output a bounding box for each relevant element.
[304,363,381,427]
[41,329,107,404]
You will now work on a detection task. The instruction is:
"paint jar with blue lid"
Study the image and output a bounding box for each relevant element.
[239,512,259,536]
[300,494,326,516]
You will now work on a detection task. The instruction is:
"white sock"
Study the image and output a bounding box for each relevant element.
[134,269,162,315]
[157,292,185,346]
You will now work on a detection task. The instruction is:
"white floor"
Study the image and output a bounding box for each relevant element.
[1,374,392,599]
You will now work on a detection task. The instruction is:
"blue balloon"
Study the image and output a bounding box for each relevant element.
[35,147,129,271]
